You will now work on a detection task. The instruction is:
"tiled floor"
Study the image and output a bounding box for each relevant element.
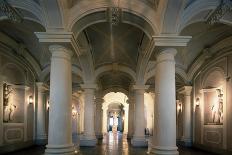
[5,132,217,155]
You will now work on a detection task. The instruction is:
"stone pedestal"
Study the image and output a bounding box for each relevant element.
[80,85,97,146]
[179,86,192,147]
[131,86,148,147]
[150,48,179,155]
[45,45,75,155]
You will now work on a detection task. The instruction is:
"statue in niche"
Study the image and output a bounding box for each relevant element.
[3,83,16,122]
[211,88,223,124]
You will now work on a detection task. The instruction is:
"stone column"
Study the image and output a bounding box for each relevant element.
[150,48,178,155]
[95,97,104,139]
[36,82,48,145]
[131,85,148,147]
[0,76,5,146]
[127,97,135,139]
[80,84,97,146]
[179,86,192,146]
[123,104,129,134]
[45,45,75,155]
[102,105,108,134]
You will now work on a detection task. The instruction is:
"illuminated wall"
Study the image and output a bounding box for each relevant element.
[193,54,232,152]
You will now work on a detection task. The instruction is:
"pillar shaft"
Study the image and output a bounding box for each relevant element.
[180,86,192,146]
[45,45,74,155]
[95,97,103,139]
[80,87,97,146]
[36,82,47,145]
[127,97,134,138]
[131,87,148,147]
[151,48,178,155]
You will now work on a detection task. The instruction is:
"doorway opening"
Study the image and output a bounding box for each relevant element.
[102,92,129,134]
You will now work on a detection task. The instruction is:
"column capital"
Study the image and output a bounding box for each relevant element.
[156,48,177,63]
[81,83,97,90]
[95,97,104,105]
[49,45,73,58]
[132,85,149,90]
[178,86,192,96]
[36,82,49,92]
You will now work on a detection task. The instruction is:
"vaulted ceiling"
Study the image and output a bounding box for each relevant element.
[0,0,231,93]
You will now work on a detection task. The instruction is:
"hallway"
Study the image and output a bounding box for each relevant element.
[5,132,218,155]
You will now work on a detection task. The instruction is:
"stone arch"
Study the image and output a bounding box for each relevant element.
[1,63,26,84]
[68,1,157,38]
[178,0,229,33]
[95,65,136,83]
[202,67,225,88]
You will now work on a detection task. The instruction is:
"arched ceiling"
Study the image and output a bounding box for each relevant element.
[98,71,132,91]
[179,22,232,70]
[83,22,148,70]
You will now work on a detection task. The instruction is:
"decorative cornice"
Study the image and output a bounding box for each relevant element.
[153,35,192,46]
[0,0,23,23]
[207,0,232,25]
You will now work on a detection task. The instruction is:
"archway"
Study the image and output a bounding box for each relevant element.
[102,92,129,134]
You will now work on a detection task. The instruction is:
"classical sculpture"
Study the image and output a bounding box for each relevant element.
[3,83,16,122]
[211,89,223,124]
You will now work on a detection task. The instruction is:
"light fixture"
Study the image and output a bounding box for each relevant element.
[178,103,182,111]
[47,100,50,110]
[28,96,33,104]
[196,97,200,106]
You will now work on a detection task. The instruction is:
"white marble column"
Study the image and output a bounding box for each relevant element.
[36,82,48,145]
[131,85,148,147]
[123,104,129,134]
[150,48,178,155]
[95,97,104,139]
[45,45,75,155]
[80,84,97,146]
[0,76,5,146]
[127,97,134,139]
[102,105,108,134]
[180,86,192,147]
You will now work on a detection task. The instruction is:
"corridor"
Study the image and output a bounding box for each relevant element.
[5,132,218,155]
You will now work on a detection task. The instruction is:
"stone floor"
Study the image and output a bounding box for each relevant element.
[5,132,217,155]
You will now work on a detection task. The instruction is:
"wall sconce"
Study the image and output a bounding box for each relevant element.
[178,103,182,111]
[72,105,77,118]
[47,100,50,110]
[196,97,200,106]
[28,96,33,104]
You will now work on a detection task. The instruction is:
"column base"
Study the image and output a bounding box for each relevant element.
[180,138,192,147]
[150,146,179,155]
[95,133,103,139]
[131,136,148,147]
[35,138,47,145]
[45,144,76,155]
[79,135,97,147]
[35,134,47,145]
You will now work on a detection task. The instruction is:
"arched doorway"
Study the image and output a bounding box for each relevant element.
[102,92,129,134]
